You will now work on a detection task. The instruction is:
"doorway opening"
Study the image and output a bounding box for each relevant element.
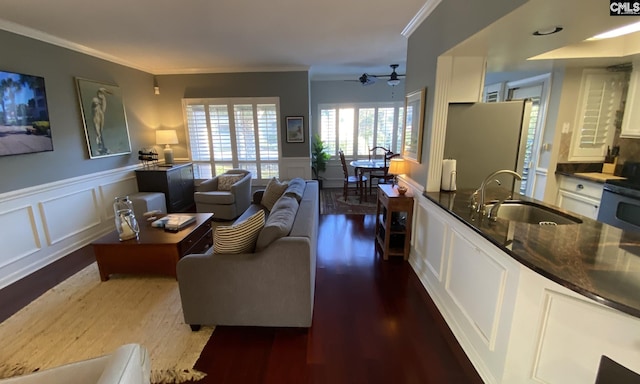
[505,74,551,198]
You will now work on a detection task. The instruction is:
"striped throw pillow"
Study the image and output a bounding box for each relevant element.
[214,210,265,254]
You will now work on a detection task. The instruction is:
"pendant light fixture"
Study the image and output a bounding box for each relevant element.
[387,64,401,87]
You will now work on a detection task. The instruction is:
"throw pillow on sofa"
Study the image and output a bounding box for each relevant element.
[261,177,288,211]
[214,209,265,254]
[283,178,306,202]
[217,174,244,191]
[255,195,299,251]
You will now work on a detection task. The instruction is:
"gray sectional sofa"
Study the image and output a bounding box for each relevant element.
[177,179,319,328]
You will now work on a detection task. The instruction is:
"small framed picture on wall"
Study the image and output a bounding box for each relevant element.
[286,116,304,143]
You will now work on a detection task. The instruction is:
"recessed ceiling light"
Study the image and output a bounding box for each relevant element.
[588,21,640,40]
[533,26,563,36]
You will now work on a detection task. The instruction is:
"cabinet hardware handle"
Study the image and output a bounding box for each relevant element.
[577,184,584,189]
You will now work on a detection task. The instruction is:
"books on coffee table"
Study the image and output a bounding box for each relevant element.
[151,214,197,231]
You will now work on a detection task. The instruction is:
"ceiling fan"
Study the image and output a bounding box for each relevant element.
[352,64,406,86]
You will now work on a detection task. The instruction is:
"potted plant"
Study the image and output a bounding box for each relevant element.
[311,134,331,188]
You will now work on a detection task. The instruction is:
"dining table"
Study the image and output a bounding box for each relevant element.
[349,159,387,202]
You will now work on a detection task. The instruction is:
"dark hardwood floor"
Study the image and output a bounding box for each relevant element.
[0,214,482,383]
[188,214,483,384]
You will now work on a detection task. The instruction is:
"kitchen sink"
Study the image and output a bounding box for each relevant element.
[484,201,583,225]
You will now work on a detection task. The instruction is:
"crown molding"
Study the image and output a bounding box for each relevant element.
[402,0,443,38]
[152,65,310,76]
[0,18,152,74]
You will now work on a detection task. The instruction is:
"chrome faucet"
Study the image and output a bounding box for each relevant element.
[471,169,522,216]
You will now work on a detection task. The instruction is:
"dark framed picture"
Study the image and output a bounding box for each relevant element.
[75,78,131,159]
[0,69,53,157]
[286,116,304,143]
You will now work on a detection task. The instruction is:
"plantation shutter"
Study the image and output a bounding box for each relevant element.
[568,70,625,161]
[319,102,403,158]
[183,97,280,180]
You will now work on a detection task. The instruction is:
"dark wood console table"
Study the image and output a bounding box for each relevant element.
[135,162,195,213]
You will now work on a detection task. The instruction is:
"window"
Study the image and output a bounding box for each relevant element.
[183,97,281,181]
[318,102,404,158]
[568,70,626,162]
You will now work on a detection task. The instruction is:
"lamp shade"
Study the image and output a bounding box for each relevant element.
[156,130,178,145]
[388,158,407,175]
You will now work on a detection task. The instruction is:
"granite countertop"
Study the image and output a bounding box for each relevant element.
[423,190,640,318]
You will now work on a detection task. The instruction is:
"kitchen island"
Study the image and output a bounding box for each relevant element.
[411,190,640,383]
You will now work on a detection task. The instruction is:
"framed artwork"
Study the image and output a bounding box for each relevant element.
[0,69,53,157]
[75,78,131,158]
[286,116,304,143]
[402,88,426,163]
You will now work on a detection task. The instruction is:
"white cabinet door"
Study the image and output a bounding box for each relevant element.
[555,175,603,219]
[556,189,600,219]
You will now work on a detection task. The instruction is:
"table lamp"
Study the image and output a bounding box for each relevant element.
[156,130,178,165]
[388,158,408,187]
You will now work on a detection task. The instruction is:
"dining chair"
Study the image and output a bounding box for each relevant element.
[367,146,388,194]
[368,147,399,194]
[339,150,367,202]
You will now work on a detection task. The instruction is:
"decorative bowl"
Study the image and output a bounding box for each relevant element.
[397,186,407,195]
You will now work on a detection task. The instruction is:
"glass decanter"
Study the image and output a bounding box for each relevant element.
[113,196,140,241]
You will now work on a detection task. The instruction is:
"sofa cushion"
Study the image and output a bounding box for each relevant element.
[283,178,306,202]
[255,196,299,251]
[214,209,265,254]
[217,174,244,191]
[261,177,289,211]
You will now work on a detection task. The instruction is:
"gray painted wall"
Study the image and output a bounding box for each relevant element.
[0,30,156,194]
[154,71,310,159]
[404,0,528,187]
[0,29,311,195]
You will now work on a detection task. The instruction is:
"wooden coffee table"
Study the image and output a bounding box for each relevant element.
[92,213,213,281]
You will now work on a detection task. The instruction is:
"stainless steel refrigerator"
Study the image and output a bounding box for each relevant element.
[443,100,532,191]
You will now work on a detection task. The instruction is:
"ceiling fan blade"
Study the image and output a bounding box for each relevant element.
[359,73,377,85]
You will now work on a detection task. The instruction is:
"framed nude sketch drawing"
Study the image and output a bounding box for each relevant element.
[76,78,131,158]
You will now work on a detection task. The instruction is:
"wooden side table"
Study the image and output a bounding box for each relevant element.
[375,184,414,260]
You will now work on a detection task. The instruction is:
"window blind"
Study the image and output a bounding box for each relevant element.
[319,102,404,159]
[183,97,280,181]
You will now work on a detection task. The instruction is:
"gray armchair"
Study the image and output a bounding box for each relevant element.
[194,169,252,220]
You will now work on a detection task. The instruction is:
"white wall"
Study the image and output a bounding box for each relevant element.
[0,166,139,289]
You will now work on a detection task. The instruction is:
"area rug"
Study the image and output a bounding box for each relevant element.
[0,263,214,383]
[320,188,377,215]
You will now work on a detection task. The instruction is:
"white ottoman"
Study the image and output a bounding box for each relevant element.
[129,192,167,219]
